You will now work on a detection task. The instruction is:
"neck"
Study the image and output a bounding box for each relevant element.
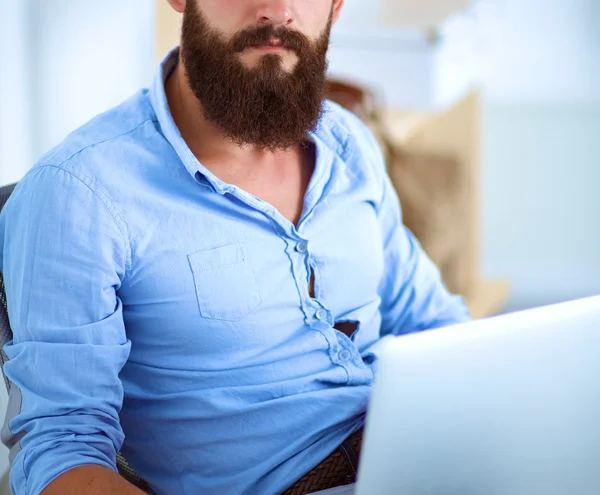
[165,61,304,171]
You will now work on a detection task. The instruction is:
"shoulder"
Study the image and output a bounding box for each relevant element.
[320,100,374,140]
[317,100,388,186]
[9,90,161,240]
[33,89,159,184]
[318,100,386,168]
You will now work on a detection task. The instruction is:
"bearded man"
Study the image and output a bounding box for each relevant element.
[0,1,469,494]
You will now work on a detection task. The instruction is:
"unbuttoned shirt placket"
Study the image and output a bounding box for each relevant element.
[193,138,371,388]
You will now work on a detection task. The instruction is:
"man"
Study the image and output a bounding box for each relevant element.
[0,0,469,494]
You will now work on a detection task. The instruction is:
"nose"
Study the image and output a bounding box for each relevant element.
[256,0,295,26]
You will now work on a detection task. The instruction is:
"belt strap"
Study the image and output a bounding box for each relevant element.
[281,429,363,495]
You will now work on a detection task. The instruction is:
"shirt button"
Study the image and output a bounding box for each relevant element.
[315,308,327,321]
[295,241,308,254]
[339,350,352,361]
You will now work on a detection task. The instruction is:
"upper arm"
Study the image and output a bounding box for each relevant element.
[4,165,129,336]
[337,108,470,335]
[376,170,470,335]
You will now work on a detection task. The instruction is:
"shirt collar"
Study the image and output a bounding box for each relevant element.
[150,47,223,191]
[149,47,339,196]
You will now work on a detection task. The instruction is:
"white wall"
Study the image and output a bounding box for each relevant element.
[482,104,600,310]
[479,0,600,310]
[481,0,600,105]
[0,0,34,186]
[29,0,156,158]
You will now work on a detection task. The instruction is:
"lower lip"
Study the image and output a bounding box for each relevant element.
[251,45,289,53]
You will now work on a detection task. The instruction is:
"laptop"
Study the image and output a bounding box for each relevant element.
[311,296,600,495]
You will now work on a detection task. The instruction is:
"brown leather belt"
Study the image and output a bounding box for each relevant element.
[281,429,363,495]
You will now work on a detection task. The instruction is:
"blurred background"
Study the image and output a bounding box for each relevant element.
[0,0,599,485]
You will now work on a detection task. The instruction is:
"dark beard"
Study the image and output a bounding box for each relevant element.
[180,3,331,151]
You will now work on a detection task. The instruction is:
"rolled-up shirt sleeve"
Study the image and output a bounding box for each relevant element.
[0,164,132,495]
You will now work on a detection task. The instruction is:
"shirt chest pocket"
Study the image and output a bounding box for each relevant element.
[187,243,262,321]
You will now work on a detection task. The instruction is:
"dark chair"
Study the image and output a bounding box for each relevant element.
[0,183,150,493]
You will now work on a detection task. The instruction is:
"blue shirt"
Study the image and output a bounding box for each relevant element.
[0,49,469,495]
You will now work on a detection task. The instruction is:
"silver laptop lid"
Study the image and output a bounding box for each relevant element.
[356,296,600,495]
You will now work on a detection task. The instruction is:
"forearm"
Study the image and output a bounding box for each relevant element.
[41,465,146,495]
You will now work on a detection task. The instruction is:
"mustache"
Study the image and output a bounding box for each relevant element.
[230,24,311,53]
